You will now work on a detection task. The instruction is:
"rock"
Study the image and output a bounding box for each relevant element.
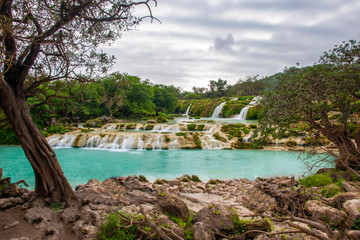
[24,207,52,225]
[305,200,347,227]
[60,207,79,224]
[327,192,359,209]
[3,221,19,230]
[156,193,189,220]
[0,197,24,210]
[193,222,215,240]
[343,199,360,226]
[81,206,100,226]
[194,204,236,235]
[241,219,272,238]
[342,181,360,193]
[9,237,30,240]
[4,183,19,197]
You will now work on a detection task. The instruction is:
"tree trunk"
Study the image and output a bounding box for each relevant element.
[0,82,76,203]
[322,125,360,170]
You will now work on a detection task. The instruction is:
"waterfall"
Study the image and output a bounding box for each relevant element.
[237,106,250,120]
[86,135,101,148]
[235,96,261,120]
[48,134,76,148]
[184,104,191,116]
[211,102,226,118]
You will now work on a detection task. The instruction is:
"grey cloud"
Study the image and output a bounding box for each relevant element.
[214,34,235,54]
[103,0,360,90]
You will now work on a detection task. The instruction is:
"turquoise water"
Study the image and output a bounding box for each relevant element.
[0,146,322,189]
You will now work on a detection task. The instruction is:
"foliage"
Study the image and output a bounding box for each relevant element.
[300,173,333,187]
[246,105,263,120]
[197,124,205,131]
[259,40,360,170]
[320,185,342,198]
[0,126,20,144]
[187,124,197,131]
[221,124,245,139]
[96,213,139,240]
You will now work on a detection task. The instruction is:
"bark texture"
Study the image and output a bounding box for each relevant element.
[0,80,76,203]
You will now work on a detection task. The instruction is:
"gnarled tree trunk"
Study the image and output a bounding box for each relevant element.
[322,125,360,170]
[0,80,76,203]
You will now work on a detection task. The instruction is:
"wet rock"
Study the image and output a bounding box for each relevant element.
[193,222,215,240]
[194,204,236,235]
[343,199,360,226]
[3,221,19,230]
[156,192,189,220]
[305,200,347,226]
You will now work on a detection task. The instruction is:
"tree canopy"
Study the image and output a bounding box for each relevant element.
[0,0,157,203]
[259,40,360,170]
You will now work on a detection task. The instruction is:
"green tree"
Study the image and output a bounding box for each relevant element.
[153,84,178,114]
[0,0,156,203]
[259,40,360,170]
[208,79,228,98]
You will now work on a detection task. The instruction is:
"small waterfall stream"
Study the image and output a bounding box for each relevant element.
[184,104,191,116]
[235,96,261,120]
[211,102,226,118]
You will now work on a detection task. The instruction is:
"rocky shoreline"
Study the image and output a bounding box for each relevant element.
[1,171,360,240]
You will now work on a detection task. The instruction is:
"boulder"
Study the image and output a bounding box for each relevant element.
[156,193,189,220]
[4,183,19,197]
[192,222,215,240]
[305,200,347,227]
[0,197,25,210]
[194,204,236,235]
[343,199,360,226]
[60,207,79,224]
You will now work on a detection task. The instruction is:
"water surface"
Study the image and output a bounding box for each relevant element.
[0,146,322,189]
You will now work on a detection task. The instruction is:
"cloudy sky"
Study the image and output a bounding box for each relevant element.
[102,0,360,91]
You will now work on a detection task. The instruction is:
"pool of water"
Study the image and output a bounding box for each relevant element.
[0,146,325,189]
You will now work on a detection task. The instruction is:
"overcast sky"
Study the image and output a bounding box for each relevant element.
[102,0,360,91]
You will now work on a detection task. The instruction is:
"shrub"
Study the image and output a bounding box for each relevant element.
[176,132,187,137]
[320,185,341,198]
[300,173,333,187]
[187,124,197,131]
[145,125,154,130]
[246,105,263,120]
[285,141,297,147]
[0,127,19,144]
[197,124,205,131]
[96,213,139,240]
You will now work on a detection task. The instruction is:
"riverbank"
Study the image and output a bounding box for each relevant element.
[1,171,359,240]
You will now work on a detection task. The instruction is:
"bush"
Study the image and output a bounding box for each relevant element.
[0,127,19,144]
[187,124,197,131]
[96,213,139,240]
[145,125,154,130]
[300,173,333,187]
[246,105,263,120]
[197,124,205,131]
[47,125,66,134]
[176,132,187,137]
[320,185,342,198]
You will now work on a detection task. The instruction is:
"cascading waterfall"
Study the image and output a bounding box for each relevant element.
[47,123,239,150]
[235,96,261,120]
[48,134,76,148]
[86,135,101,148]
[211,102,226,118]
[237,107,250,120]
[184,104,191,116]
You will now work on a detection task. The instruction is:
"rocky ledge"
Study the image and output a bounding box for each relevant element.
[1,173,360,240]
